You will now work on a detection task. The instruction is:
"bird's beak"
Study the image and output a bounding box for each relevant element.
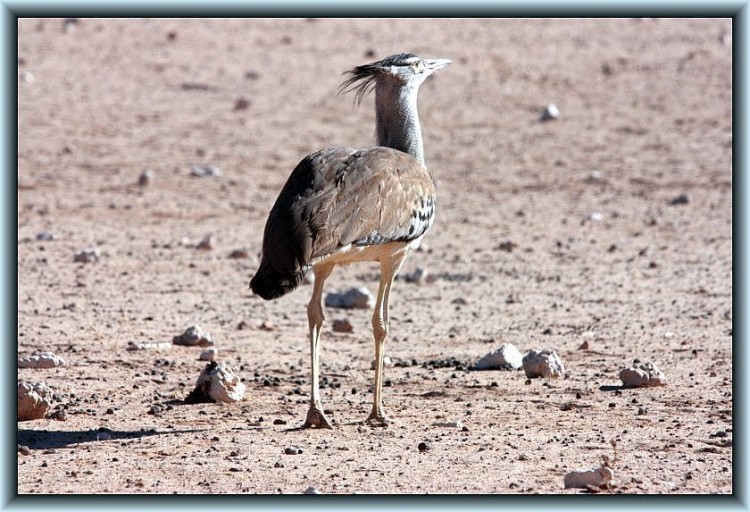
[425,58,452,72]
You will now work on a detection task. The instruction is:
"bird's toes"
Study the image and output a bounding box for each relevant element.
[302,408,334,429]
[364,414,393,428]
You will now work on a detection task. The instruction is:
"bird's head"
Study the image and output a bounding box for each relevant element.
[339,52,451,105]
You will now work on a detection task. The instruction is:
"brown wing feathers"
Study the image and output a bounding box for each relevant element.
[249,147,435,300]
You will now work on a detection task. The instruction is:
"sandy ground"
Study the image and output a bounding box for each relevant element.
[17,18,732,494]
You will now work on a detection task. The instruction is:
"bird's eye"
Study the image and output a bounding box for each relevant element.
[412,61,425,73]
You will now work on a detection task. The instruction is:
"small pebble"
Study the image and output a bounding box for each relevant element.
[190,165,221,178]
[18,444,31,456]
[431,420,464,429]
[669,193,691,206]
[228,248,250,259]
[325,287,374,309]
[303,485,321,494]
[18,352,66,369]
[541,103,560,121]
[173,325,214,347]
[474,343,523,370]
[138,169,154,186]
[332,319,353,333]
[417,442,432,452]
[74,247,100,263]
[285,446,303,455]
[199,347,217,361]
[36,231,57,241]
[195,235,215,250]
[234,98,251,111]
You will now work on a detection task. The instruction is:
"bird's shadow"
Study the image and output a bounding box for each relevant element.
[17,426,208,451]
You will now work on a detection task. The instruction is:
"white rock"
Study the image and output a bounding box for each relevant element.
[191,362,245,403]
[370,356,393,370]
[587,212,604,222]
[474,343,523,370]
[127,341,172,351]
[541,103,560,121]
[190,165,221,177]
[18,352,66,369]
[431,420,464,429]
[74,247,100,263]
[303,485,322,494]
[36,231,57,241]
[138,169,154,186]
[199,347,218,361]
[522,349,565,379]
[173,325,214,347]
[325,287,374,309]
[619,362,666,388]
[18,382,52,421]
[564,466,613,489]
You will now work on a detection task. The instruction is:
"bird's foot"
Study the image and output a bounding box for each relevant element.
[301,407,334,429]
[364,413,393,428]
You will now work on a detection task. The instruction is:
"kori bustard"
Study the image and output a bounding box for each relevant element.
[250,53,451,428]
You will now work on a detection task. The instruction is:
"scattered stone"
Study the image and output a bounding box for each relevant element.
[127,341,172,351]
[303,485,321,494]
[474,343,523,370]
[195,234,215,250]
[522,349,565,379]
[138,169,154,186]
[402,267,429,284]
[148,404,164,415]
[20,70,34,83]
[228,248,250,259]
[50,407,68,421]
[332,319,354,333]
[587,212,604,222]
[74,247,100,263]
[284,446,304,455]
[325,287,374,309]
[564,466,614,490]
[172,325,214,347]
[18,352,66,369]
[234,97,251,111]
[370,356,393,370]
[190,165,221,178]
[186,362,246,403]
[431,420,464,429]
[669,193,691,206]
[578,340,590,350]
[585,170,604,183]
[417,441,432,452]
[36,231,57,241]
[18,382,53,421]
[199,347,218,361]
[18,444,31,456]
[541,103,561,121]
[274,460,285,468]
[619,362,667,388]
[495,240,518,252]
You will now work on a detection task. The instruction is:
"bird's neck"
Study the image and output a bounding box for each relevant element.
[374,81,425,166]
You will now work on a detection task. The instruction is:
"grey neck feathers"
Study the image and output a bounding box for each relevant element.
[374,81,425,166]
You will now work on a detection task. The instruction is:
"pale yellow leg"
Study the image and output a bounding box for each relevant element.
[366,252,407,426]
[301,263,334,429]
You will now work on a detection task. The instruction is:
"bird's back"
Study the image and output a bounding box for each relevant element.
[250,146,436,300]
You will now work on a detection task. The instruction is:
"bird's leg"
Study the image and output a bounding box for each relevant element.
[302,263,334,429]
[366,253,407,427]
